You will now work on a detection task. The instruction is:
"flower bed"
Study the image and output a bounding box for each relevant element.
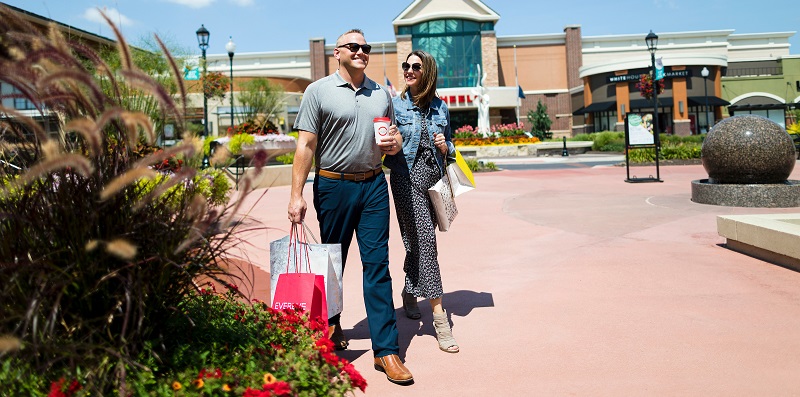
[453,136,539,146]
[452,123,539,146]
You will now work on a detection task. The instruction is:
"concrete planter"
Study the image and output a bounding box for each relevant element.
[457,141,593,158]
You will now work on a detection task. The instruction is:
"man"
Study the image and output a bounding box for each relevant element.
[287,28,412,385]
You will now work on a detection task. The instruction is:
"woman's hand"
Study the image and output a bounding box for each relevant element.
[433,133,447,155]
[379,125,402,156]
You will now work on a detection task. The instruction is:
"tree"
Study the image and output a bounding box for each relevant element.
[96,32,191,142]
[236,77,285,131]
[528,99,552,140]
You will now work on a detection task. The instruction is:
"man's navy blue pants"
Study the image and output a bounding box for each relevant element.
[313,172,399,358]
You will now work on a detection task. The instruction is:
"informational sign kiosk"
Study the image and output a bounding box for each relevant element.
[624,113,662,183]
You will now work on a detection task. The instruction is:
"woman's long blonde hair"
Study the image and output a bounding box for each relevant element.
[401,50,438,109]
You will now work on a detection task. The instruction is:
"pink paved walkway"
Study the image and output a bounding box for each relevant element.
[231,164,800,396]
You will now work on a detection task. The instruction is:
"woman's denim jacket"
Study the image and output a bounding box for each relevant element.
[384,94,455,177]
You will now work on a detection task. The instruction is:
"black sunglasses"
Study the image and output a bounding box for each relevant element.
[401,62,422,72]
[337,42,372,54]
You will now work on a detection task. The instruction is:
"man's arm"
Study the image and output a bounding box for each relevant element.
[287,130,317,223]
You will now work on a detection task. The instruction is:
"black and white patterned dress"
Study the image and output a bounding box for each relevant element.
[390,110,444,300]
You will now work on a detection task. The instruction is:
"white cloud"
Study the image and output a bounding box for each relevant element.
[230,0,254,6]
[164,0,216,8]
[83,7,134,27]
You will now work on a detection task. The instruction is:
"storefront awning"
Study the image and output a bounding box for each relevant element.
[572,101,615,115]
[687,96,730,107]
[629,97,673,109]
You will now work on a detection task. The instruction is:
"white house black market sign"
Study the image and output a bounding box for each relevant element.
[607,69,691,83]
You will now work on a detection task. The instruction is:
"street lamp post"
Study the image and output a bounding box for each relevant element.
[196,25,210,168]
[196,25,210,138]
[701,66,710,133]
[226,37,236,132]
[645,30,659,141]
[645,30,662,182]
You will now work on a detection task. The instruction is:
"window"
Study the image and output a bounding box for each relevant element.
[594,111,617,132]
[11,86,37,110]
[408,19,490,88]
[746,109,786,128]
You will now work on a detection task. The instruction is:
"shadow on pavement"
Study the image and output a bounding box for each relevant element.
[335,290,494,362]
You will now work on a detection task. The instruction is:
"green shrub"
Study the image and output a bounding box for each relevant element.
[627,142,702,163]
[0,286,367,396]
[627,147,657,163]
[592,131,625,151]
[228,133,256,155]
[660,142,702,160]
[157,285,366,396]
[570,133,595,141]
[464,158,497,172]
[275,151,295,165]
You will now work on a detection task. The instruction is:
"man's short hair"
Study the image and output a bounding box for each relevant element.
[336,29,365,46]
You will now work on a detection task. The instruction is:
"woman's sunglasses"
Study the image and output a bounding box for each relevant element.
[401,62,422,72]
[337,43,372,54]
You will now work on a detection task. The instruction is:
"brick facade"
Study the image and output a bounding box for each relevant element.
[520,92,573,137]
[564,25,582,91]
[309,38,326,81]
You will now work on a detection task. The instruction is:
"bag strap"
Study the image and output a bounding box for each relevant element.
[301,220,320,244]
[287,223,312,273]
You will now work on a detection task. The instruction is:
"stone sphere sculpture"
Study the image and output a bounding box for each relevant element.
[702,115,795,184]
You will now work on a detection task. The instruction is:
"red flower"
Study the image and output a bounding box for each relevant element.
[47,378,81,397]
[243,388,267,397]
[264,381,292,395]
[321,351,340,366]
[314,337,335,353]
[342,363,367,392]
[198,368,223,379]
[242,381,292,396]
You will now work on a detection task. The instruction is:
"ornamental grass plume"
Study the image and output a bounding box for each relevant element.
[0,4,265,394]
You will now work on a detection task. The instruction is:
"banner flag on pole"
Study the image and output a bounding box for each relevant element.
[385,76,397,97]
[655,57,665,81]
[518,85,526,99]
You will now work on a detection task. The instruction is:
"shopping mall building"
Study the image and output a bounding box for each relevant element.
[2,0,799,138]
[198,0,799,137]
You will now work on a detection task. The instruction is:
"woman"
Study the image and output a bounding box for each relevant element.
[384,50,458,353]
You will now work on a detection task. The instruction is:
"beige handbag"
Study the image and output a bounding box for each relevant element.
[428,170,458,232]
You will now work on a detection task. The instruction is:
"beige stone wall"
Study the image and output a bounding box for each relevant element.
[481,31,498,87]
[396,36,413,88]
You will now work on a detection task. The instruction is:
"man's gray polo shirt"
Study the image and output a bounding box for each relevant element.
[294,70,394,173]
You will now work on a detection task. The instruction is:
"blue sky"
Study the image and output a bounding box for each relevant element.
[4,0,799,57]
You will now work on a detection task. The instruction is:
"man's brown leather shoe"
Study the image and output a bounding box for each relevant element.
[374,354,413,384]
